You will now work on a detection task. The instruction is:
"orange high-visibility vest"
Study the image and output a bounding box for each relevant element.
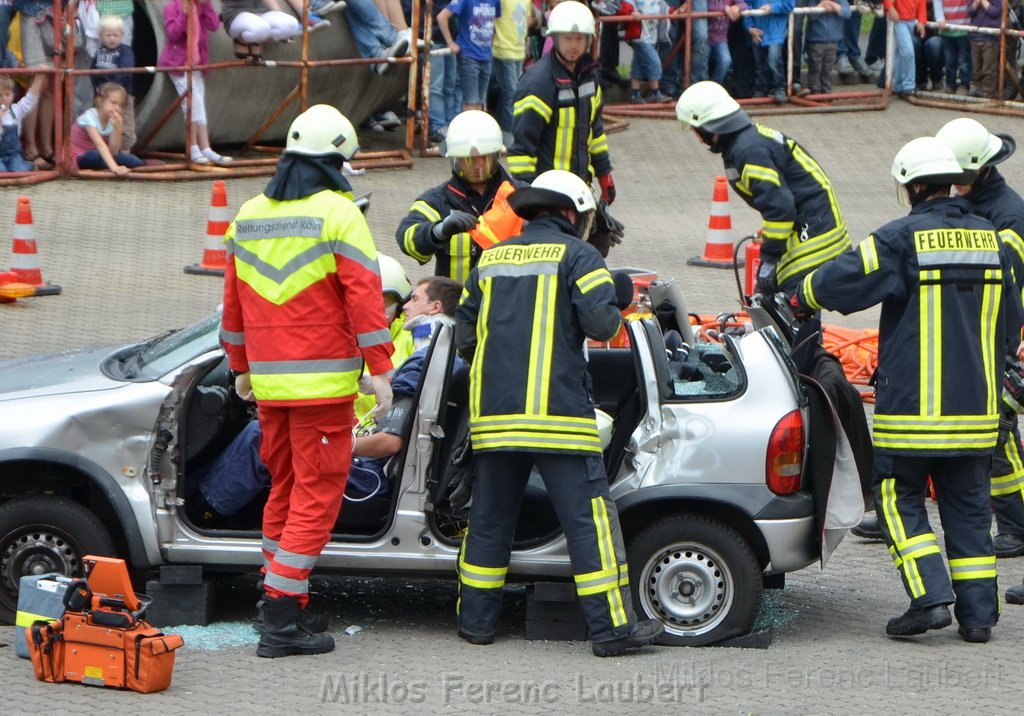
[470,181,524,249]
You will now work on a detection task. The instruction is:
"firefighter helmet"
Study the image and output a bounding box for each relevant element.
[379,254,412,304]
[935,117,1016,171]
[546,1,596,35]
[508,170,597,238]
[890,136,973,185]
[285,105,359,161]
[676,81,751,135]
[443,110,504,158]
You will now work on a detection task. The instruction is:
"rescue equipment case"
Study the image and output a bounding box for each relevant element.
[25,556,185,693]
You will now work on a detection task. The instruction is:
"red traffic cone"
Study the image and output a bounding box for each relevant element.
[7,196,61,296]
[687,176,743,269]
[185,180,230,276]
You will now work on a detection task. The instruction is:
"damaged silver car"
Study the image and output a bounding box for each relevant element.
[0,285,860,645]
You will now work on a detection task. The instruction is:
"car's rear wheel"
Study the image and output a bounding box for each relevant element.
[627,514,762,646]
[0,497,115,623]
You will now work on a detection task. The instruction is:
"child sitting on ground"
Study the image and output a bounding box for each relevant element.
[161,0,233,164]
[70,82,144,176]
[91,14,137,152]
[0,74,45,172]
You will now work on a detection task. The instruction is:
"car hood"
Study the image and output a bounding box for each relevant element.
[0,346,123,401]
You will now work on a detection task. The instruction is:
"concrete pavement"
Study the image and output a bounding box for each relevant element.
[2,100,1024,713]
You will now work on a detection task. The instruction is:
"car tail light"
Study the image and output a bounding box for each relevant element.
[766,409,803,495]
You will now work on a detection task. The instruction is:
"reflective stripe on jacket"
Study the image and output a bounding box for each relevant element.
[221,189,394,405]
[507,52,612,184]
[396,168,518,285]
[798,197,1023,455]
[455,215,621,454]
[722,123,850,288]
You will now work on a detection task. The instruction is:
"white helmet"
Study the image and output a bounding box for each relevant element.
[285,105,359,161]
[890,137,970,185]
[546,1,596,35]
[676,81,751,134]
[443,110,504,158]
[935,117,1016,171]
[378,254,412,303]
[508,170,597,238]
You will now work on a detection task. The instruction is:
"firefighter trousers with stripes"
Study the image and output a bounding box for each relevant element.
[457,451,637,643]
[258,402,354,606]
[873,453,998,628]
[991,412,1024,536]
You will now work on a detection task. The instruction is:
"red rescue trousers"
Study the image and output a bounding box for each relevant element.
[257,402,354,605]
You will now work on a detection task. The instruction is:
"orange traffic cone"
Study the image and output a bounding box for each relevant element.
[185,180,230,276]
[687,175,743,269]
[7,196,61,296]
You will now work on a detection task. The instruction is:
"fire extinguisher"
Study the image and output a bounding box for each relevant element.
[744,238,761,296]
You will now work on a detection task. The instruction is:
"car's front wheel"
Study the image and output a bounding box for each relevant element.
[0,497,115,623]
[627,514,763,646]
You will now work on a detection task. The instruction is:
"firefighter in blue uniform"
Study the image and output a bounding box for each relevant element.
[454,169,661,656]
[396,111,517,284]
[935,119,1024,564]
[676,81,850,294]
[507,1,617,205]
[793,137,1024,644]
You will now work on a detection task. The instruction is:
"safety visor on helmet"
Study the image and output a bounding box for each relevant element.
[452,151,498,184]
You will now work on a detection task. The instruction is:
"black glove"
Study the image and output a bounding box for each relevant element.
[755,260,778,295]
[789,293,813,322]
[431,210,477,241]
[587,201,624,258]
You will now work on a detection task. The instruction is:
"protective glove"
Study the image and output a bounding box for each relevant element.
[789,293,814,322]
[234,371,254,402]
[588,201,625,258]
[597,173,616,204]
[369,373,393,421]
[431,210,478,242]
[755,259,779,295]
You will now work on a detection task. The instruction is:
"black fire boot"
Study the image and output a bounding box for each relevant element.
[253,599,330,634]
[256,595,335,658]
[885,604,952,636]
[591,619,663,657]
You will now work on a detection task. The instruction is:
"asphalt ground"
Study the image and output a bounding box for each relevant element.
[2,99,1024,713]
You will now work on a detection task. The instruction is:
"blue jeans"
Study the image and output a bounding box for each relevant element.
[630,40,662,81]
[941,34,971,89]
[344,0,397,58]
[708,41,732,84]
[689,0,709,83]
[429,52,458,133]
[491,57,521,132]
[0,151,32,172]
[892,20,917,93]
[458,56,491,106]
[752,43,785,95]
[77,150,145,170]
[837,10,863,59]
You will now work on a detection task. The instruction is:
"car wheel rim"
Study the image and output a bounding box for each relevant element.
[0,528,83,605]
[638,541,734,637]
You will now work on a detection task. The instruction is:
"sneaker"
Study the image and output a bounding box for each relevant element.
[428,130,446,146]
[942,85,956,94]
[867,59,884,72]
[956,85,970,96]
[592,619,663,657]
[372,32,410,74]
[849,56,872,79]
[306,12,331,32]
[190,146,210,164]
[772,90,787,104]
[648,91,673,103]
[630,94,646,104]
[377,110,402,130]
[310,0,346,16]
[202,148,233,164]
[836,54,854,77]
[360,117,385,133]
[796,85,812,97]
[885,604,951,636]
